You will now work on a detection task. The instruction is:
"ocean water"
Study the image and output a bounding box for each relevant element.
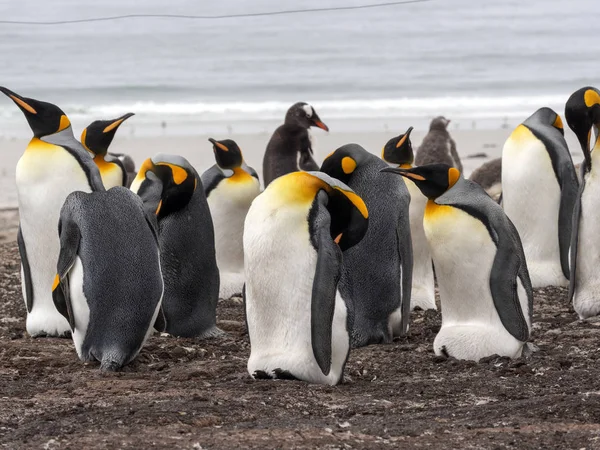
[0,0,598,137]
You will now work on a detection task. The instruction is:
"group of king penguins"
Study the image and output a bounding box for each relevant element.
[2,85,599,386]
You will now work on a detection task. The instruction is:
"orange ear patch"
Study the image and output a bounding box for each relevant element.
[10,95,37,114]
[341,157,357,174]
[448,167,460,188]
[584,89,600,108]
[156,163,187,185]
[553,115,564,129]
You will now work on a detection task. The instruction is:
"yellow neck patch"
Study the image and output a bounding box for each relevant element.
[341,156,357,174]
[10,95,36,114]
[93,154,119,175]
[52,274,60,291]
[424,200,455,221]
[103,118,125,134]
[584,89,600,108]
[228,167,254,184]
[335,187,368,218]
[553,115,564,130]
[399,163,413,169]
[156,162,187,185]
[58,115,71,132]
[448,167,460,188]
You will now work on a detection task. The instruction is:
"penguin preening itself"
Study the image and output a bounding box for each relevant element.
[321,144,412,347]
[80,113,134,189]
[131,155,221,338]
[244,171,368,385]
[502,107,578,288]
[52,188,163,371]
[0,87,104,337]
[262,102,329,187]
[414,116,463,172]
[201,138,260,299]
[566,86,600,318]
[382,127,436,311]
[381,164,533,361]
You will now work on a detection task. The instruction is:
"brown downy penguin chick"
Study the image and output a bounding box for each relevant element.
[262,102,329,187]
[415,116,463,172]
[469,157,502,201]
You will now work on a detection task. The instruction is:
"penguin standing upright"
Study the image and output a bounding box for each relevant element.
[201,138,260,299]
[80,113,134,189]
[262,102,329,187]
[131,154,220,338]
[244,171,368,385]
[566,86,600,318]
[0,87,104,337]
[382,164,533,361]
[52,187,163,371]
[321,144,412,347]
[415,116,462,171]
[502,107,578,288]
[382,127,435,310]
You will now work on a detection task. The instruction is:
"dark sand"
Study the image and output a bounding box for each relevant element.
[1,237,600,449]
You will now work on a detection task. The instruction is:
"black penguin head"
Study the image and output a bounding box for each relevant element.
[0,86,71,138]
[208,138,243,170]
[132,154,197,219]
[320,143,370,185]
[429,116,451,132]
[284,102,329,131]
[81,113,134,156]
[381,126,414,166]
[526,107,564,135]
[381,163,461,199]
[565,86,600,166]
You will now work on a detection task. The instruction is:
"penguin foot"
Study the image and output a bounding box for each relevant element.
[252,370,272,380]
[196,326,226,340]
[273,368,299,381]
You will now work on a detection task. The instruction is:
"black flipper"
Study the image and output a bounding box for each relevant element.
[568,163,588,303]
[53,218,81,331]
[397,215,413,336]
[17,226,34,313]
[309,191,343,376]
[557,162,580,280]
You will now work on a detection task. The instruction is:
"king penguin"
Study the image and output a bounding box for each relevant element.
[0,87,104,337]
[321,144,412,347]
[382,127,436,311]
[566,86,600,318]
[244,171,368,385]
[52,187,163,371]
[80,113,134,189]
[502,107,578,288]
[201,138,261,299]
[131,154,221,338]
[381,164,533,361]
[262,102,329,187]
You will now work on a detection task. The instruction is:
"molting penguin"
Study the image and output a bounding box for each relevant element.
[201,138,260,299]
[244,171,368,385]
[415,116,463,171]
[52,187,163,371]
[501,107,578,288]
[382,127,435,311]
[382,164,533,361]
[262,102,329,187]
[131,155,220,338]
[0,87,104,337]
[469,157,502,202]
[80,113,134,189]
[321,144,412,347]
[566,86,600,318]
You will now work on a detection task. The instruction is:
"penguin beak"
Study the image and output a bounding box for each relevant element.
[380,166,426,181]
[311,113,329,132]
[208,138,229,152]
[103,112,134,134]
[396,126,414,148]
[0,86,37,115]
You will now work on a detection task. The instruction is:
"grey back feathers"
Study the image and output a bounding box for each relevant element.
[56,188,162,370]
[415,116,463,172]
[469,157,502,190]
[436,178,533,341]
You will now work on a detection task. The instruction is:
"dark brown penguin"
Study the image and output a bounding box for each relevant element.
[469,157,502,201]
[262,102,329,187]
[415,116,462,172]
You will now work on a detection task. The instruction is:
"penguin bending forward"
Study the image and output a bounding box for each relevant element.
[502,107,578,288]
[321,144,413,347]
[81,113,134,189]
[202,138,260,299]
[566,86,600,318]
[0,87,104,337]
[131,155,221,338]
[262,102,329,187]
[382,127,436,310]
[244,171,368,385]
[52,188,163,371]
[382,164,533,361]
